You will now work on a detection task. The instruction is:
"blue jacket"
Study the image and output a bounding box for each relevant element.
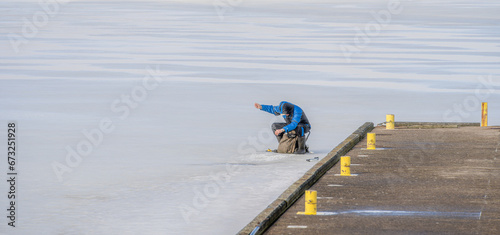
[260,101,311,132]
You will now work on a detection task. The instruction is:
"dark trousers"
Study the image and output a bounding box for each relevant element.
[272,122,311,140]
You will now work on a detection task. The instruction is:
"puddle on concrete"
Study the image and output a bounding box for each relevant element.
[357,155,370,157]
[361,147,393,150]
[334,174,359,176]
[315,210,480,219]
[287,225,307,229]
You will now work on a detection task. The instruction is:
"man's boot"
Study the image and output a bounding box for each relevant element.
[295,136,307,154]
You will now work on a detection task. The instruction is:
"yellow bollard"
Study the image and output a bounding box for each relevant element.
[341,156,351,176]
[367,133,376,150]
[386,114,395,130]
[304,190,317,215]
[482,102,488,127]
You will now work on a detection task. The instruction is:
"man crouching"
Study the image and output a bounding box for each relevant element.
[255,101,311,154]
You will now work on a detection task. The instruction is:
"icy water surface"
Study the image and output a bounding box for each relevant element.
[0,0,499,234]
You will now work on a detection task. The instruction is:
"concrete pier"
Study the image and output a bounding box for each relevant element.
[241,123,500,234]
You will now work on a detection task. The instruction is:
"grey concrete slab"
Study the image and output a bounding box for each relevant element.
[265,126,500,235]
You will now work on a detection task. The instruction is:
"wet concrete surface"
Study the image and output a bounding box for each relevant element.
[265,126,500,235]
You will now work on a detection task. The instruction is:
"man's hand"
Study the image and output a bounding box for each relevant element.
[254,103,262,110]
[274,129,285,136]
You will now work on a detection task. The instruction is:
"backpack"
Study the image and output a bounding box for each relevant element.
[277,131,298,153]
